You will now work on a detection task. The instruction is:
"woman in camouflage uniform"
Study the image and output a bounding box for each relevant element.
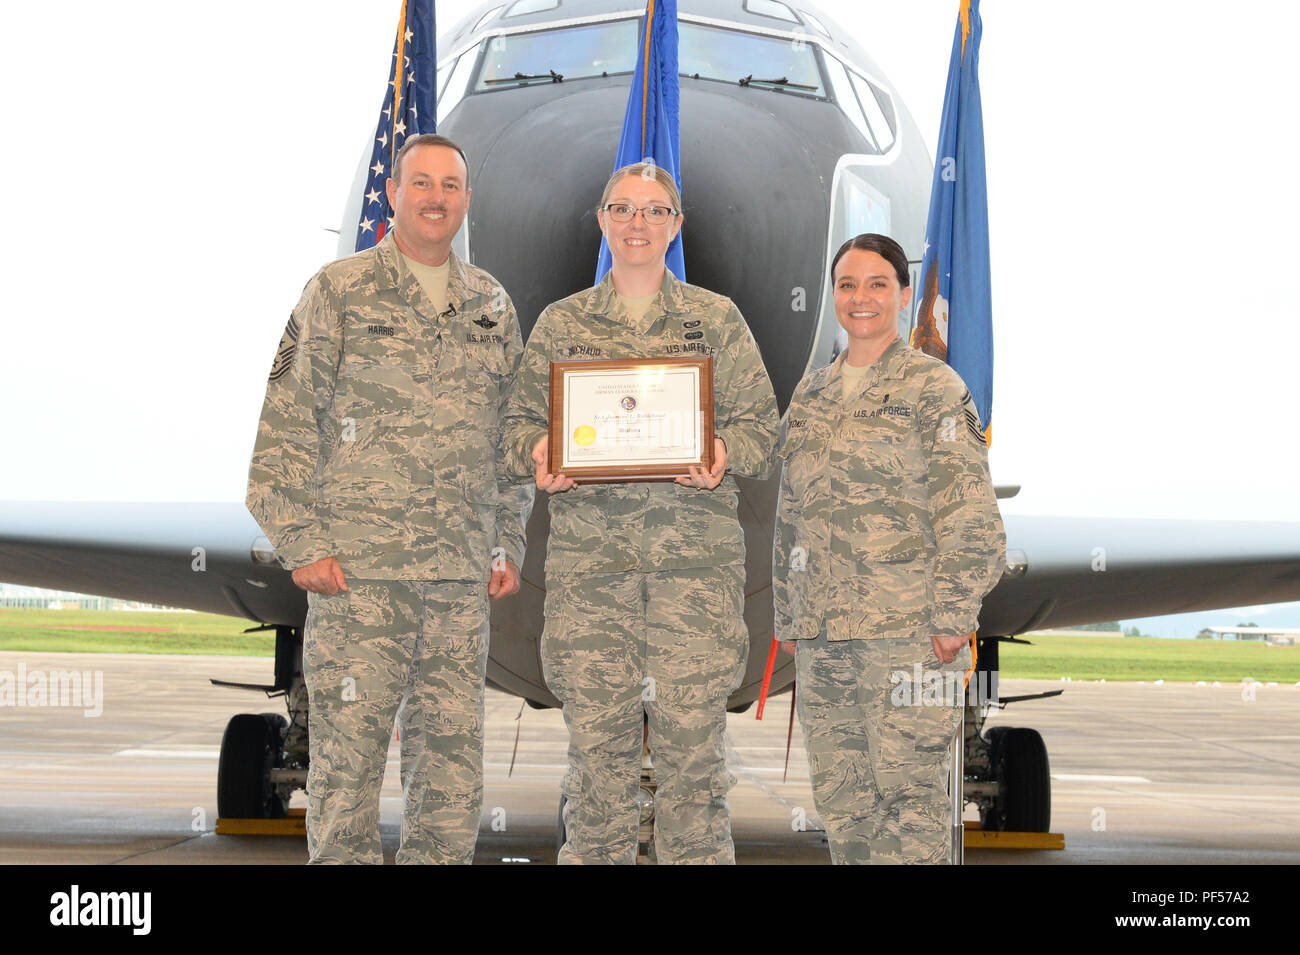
[772,233,1005,864]
[504,163,779,864]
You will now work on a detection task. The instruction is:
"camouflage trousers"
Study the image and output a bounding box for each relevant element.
[542,565,749,864]
[303,579,489,864]
[795,633,969,864]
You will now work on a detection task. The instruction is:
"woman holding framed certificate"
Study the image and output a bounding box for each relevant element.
[503,162,779,864]
[771,233,1006,864]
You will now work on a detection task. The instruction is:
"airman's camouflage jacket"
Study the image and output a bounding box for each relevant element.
[246,232,533,581]
[773,338,1005,642]
[504,270,779,577]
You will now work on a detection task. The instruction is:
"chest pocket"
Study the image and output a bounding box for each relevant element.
[446,326,508,505]
[844,402,924,493]
[439,321,505,403]
[325,411,414,504]
[337,328,423,417]
[838,398,928,554]
[458,302,509,362]
[780,421,829,501]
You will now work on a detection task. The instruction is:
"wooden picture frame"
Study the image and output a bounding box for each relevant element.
[547,356,714,483]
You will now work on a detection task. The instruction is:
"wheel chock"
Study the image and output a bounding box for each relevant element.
[963,819,1064,849]
[215,808,307,836]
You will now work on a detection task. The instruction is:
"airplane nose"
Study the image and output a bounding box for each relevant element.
[450,81,829,409]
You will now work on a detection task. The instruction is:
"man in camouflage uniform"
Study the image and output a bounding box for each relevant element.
[773,238,1005,865]
[503,173,779,862]
[246,134,533,864]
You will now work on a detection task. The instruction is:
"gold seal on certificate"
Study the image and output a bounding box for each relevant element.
[548,357,714,482]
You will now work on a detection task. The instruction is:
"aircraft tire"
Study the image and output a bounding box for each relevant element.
[977,726,1010,830]
[995,727,1051,832]
[217,713,288,819]
[982,725,1010,765]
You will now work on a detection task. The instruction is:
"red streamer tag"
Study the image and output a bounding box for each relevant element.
[755,637,779,720]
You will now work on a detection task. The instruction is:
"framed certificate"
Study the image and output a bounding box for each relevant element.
[548,356,714,483]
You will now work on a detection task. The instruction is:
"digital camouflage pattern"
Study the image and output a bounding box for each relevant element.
[544,565,748,864]
[246,232,532,864]
[246,231,533,581]
[796,634,969,864]
[304,580,488,864]
[773,337,1006,644]
[502,269,779,575]
[503,271,777,864]
[774,336,1005,864]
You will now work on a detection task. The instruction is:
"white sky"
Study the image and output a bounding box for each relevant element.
[1,0,1297,540]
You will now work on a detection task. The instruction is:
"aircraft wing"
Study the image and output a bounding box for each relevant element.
[2,504,1298,645]
[980,515,1300,635]
[0,502,304,627]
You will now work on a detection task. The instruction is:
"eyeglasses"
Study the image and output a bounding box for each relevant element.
[601,203,680,225]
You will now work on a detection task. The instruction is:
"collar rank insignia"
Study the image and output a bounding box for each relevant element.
[473,314,498,329]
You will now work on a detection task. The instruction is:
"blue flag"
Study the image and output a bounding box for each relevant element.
[595,0,684,282]
[911,0,993,439]
[354,0,438,252]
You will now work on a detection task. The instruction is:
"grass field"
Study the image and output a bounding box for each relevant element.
[1,610,1298,682]
[0,609,275,656]
[1003,633,1300,683]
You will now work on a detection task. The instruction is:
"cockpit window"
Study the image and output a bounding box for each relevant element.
[822,55,875,149]
[849,71,895,152]
[503,0,559,17]
[474,5,505,31]
[864,75,897,141]
[799,10,831,37]
[475,20,638,90]
[744,0,799,23]
[679,21,823,97]
[439,49,479,124]
[471,19,825,98]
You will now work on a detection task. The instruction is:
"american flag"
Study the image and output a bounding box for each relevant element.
[354,0,438,252]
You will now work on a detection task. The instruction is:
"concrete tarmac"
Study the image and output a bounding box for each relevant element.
[1,651,1297,864]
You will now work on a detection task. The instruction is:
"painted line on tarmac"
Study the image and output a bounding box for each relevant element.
[113,748,219,759]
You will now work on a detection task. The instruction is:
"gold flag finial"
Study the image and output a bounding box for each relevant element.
[960,0,971,60]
